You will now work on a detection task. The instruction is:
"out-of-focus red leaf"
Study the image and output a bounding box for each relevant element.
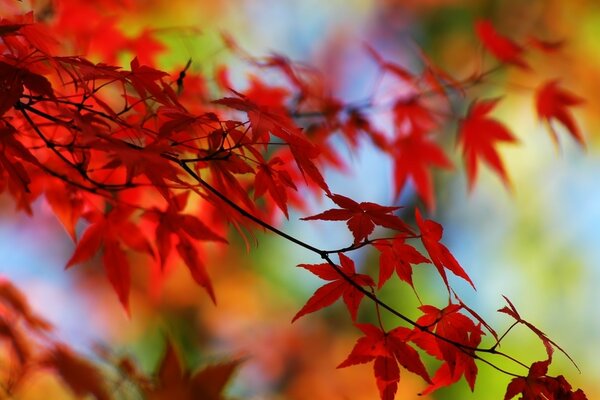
[0,278,52,331]
[146,339,241,400]
[391,130,452,210]
[475,19,528,69]
[535,80,585,146]
[43,345,110,400]
[458,98,517,189]
[176,235,216,303]
[103,239,132,313]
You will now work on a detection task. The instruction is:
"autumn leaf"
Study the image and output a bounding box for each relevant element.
[413,304,482,395]
[254,156,298,218]
[146,339,242,400]
[458,98,517,189]
[504,360,587,400]
[498,296,576,364]
[301,193,413,244]
[176,235,216,303]
[391,130,453,210]
[475,19,528,69]
[415,209,474,290]
[373,236,430,289]
[66,206,154,311]
[0,278,52,332]
[292,254,374,322]
[42,345,110,400]
[535,80,585,146]
[338,323,431,400]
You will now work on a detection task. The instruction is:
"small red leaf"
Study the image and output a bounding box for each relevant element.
[475,20,528,69]
[535,80,585,146]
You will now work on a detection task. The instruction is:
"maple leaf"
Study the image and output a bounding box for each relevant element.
[127,57,171,104]
[44,182,84,242]
[0,279,52,332]
[503,360,588,400]
[146,339,242,400]
[458,98,517,189]
[176,235,217,303]
[301,193,413,244]
[475,19,529,69]
[0,122,43,194]
[292,254,374,322]
[337,323,431,400]
[42,345,110,400]
[254,156,297,218]
[145,192,227,268]
[415,209,474,289]
[373,236,430,289]
[391,130,453,210]
[393,97,437,133]
[66,206,154,311]
[498,296,576,364]
[413,304,482,395]
[243,75,290,109]
[535,80,585,146]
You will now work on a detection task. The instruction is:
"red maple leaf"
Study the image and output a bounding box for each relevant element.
[292,254,374,322]
[498,296,575,363]
[535,80,585,146]
[254,156,297,218]
[391,130,453,210]
[144,192,228,303]
[504,359,587,400]
[412,304,482,395]
[66,206,154,312]
[415,209,474,290]
[373,236,430,289]
[338,323,431,400]
[301,193,413,244]
[458,98,517,189]
[475,19,528,69]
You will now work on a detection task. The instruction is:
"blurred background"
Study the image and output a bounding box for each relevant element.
[1,0,599,398]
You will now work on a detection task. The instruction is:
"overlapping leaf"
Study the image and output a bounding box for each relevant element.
[411,304,482,395]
